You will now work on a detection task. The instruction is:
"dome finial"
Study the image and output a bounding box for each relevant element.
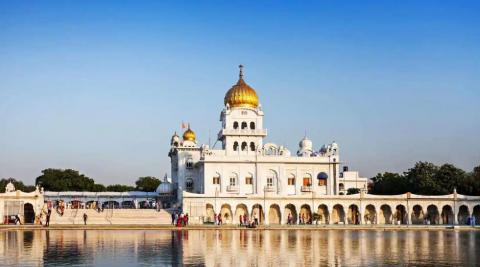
[239,64,244,79]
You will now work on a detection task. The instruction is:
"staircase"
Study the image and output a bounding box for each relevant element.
[49,209,172,225]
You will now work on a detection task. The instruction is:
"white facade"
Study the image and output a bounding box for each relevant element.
[169,67,368,207]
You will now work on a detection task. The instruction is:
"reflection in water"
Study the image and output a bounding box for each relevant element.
[0,229,478,266]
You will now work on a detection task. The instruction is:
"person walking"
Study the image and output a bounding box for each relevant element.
[83,213,88,225]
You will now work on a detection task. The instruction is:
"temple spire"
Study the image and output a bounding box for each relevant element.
[239,64,244,79]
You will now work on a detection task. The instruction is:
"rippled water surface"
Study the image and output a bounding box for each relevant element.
[0,229,479,266]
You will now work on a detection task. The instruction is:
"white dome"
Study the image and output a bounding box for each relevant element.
[156,182,174,194]
[299,137,313,151]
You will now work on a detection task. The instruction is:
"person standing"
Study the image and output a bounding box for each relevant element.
[239,215,243,226]
[83,213,88,225]
[45,209,51,227]
[185,213,189,226]
[171,212,175,225]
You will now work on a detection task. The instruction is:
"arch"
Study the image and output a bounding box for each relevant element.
[241,142,247,151]
[364,205,376,224]
[339,183,345,191]
[316,204,329,224]
[205,204,215,223]
[241,121,247,129]
[395,205,407,224]
[23,203,35,224]
[284,204,297,225]
[251,204,264,225]
[266,169,278,192]
[300,204,312,224]
[411,205,425,224]
[379,205,392,224]
[348,204,360,225]
[441,205,454,225]
[220,204,233,224]
[185,178,194,191]
[103,201,120,209]
[234,204,248,225]
[70,200,83,209]
[233,121,239,129]
[121,200,135,209]
[458,205,469,225]
[268,204,281,224]
[250,142,255,151]
[302,173,312,187]
[233,141,239,151]
[250,122,255,129]
[473,205,480,225]
[426,205,440,225]
[332,204,345,224]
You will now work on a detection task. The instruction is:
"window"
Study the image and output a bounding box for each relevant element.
[233,141,239,151]
[250,122,255,129]
[288,176,295,185]
[241,122,247,129]
[317,172,328,186]
[318,179,327,186]
[250,142,255,151]
[229,176,236,186]
[186,178,193,190]
[303,176,311,186]
[267,177,273,187]
[241,142,247,151]
[186,158,194,168]
[241,111,247,115]
[233,121,239,129]
[339,183,345,191]
[245,176,253,185]
[213,176,220,185]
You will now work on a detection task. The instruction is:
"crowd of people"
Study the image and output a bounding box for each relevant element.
[171,212,189,227]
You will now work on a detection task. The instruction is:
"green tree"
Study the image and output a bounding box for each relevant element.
[135,176,160,192]
[0,178,35,192]
[346,188,361,195]
[370,172,409,195]
[35,168,100,191]
[404,162,440,195]
[106,184,135,192]
[433,164,466,194]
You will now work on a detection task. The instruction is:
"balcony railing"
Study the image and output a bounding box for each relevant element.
[301,186,312,192]
[226,185,239,192]
[220,129,267,137]
[264,186,276,192]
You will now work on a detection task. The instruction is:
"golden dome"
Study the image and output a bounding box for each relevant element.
[182,125,196,141]
[224,65,259,108]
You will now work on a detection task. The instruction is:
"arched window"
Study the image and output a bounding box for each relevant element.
[241,142,247,151]
[212,175,220,185]
[229,174,237,186]
[317,172,328,186]
[241,122,247,129]
[339,183,345,191]
[250,122,255,129]
[233,121,239,129]
[233,141,239,151]
[186,178,194,191]
[266,170,277,188]
[250,142,255,151]
[186,158,194,169]
[303,174,312,186]
[288,174,295,185]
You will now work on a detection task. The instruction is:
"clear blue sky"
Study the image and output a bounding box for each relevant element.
[1,1,479,186]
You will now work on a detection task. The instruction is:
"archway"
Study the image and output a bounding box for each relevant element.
[457,205,469,225]
[332,204,345,224]
[220,204,233,224]
[379,205,392,224]
[205,204,215,223]
[103,201,120,209]
[441,205,454,225]
[23,203,35,224]
[284,204,297,224]
[473,205,480,225]
[234,204,248,224]
[251,204,264,225]
[316,204,329,224]
[121,200,135,209]
[395,205,407,224]
[364,205,376,224]
[268,204,281,224]
[348,204,360,225]
[70,200,83,209]
[426,205,440,225]
[299,204,312,224]
[411,205,425,224]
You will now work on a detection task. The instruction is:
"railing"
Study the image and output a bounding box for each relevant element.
[301,186,312,192]
[226,185,239,192]
[264,186,276,192]
[220,129,267,136]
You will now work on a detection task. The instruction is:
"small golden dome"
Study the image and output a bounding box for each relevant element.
[182,125,196,141]
[224,65,259,108]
